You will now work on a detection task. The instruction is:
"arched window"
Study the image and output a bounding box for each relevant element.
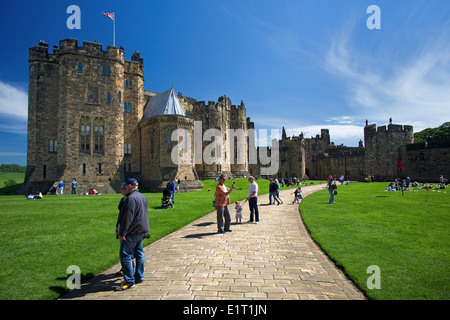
[124,143,131,155]
[93,117,104,154]
[80,116,91,154]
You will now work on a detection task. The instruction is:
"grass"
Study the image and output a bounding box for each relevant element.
[300,182,450,300]
[0,177,303,300]
[0,172,25,195]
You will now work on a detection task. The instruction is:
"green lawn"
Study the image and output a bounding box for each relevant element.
[0,178,282,300]
[0,172,25,195]
[300,182,450,300]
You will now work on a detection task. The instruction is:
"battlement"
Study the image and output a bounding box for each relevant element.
[364,123,414,134]
[29,39,125,63]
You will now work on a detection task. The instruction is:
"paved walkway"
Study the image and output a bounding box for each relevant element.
[61,184,365,300]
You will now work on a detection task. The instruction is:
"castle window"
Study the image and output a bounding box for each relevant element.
[125,80,128,88]
[129,80,132,89]
[107,92,111,104]
[124,102,127,113]
[82,163,86,176]
[80,116,91,154]
[49,139,58,153]
[128,103,131,113]
[128,163,131,172]
[124,143,131,155]
[94,118,104,154]
[98,163,102,175]
[78,64,82,73]
[102,65,110,76]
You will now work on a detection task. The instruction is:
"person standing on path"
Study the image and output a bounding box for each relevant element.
[246,176,259,223]
[116,178,149,291]
[268,179,280,205]
[215,174,235,233]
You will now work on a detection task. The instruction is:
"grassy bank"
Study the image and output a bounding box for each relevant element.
[300,182,450,300]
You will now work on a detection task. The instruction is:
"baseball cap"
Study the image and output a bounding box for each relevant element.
[123,178,138,186]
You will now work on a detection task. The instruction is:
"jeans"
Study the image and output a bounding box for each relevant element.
[249,197,259,222]
[119,233,145,283]
[328,189,334,203]
[216,206,231,232]
[71,187,77,195]
[269,192,280,204]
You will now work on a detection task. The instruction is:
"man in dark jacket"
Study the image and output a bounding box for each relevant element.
[116,178,149,290]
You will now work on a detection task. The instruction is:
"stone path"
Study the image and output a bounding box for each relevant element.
[61,184,365,300]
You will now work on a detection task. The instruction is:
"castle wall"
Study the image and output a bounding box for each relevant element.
[403,143,450,182]
[123,54,145,177]
[139,115,202,192]
[27,41,60,183]
[364,123,414,181]
[317,147,365,181]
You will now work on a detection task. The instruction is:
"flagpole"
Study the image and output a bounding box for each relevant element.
[113,14,115,47]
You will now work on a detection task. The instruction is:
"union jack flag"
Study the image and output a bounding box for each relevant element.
[102,12,114,20]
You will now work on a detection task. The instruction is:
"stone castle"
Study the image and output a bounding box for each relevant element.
[21,39,449,194]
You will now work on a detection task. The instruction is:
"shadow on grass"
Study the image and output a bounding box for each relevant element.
[54,272,122,300]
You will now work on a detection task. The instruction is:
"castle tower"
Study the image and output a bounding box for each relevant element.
[230,100,249,176]
[24,39,138,194]
[139,88,203,192]
[364,122,414,180]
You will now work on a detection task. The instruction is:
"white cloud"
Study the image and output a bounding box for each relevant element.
[0,81,28,134]
[0,80,28,120]
[0,152,26,157]
[324,25,450,129]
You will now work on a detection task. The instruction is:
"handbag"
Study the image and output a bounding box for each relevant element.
[333,190,337,195]
[212,200,216,207]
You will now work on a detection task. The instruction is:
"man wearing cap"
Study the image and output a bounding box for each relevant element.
[115,178,149,291]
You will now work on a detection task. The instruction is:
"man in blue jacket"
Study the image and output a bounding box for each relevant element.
[116,178,149,290]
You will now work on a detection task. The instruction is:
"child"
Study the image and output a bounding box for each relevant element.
[297,187,303,203]
[235,201,243,224]
[291,188,299,204]
[291,187,303,204]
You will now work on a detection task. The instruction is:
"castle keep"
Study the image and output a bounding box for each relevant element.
[23,39,449,194]
[24,39,253,193]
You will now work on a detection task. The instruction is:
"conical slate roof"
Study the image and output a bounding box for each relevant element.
[142,88,186,120]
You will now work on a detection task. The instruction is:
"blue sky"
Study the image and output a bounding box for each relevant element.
[1,0,449,165]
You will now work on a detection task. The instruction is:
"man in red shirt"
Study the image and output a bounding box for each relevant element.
[215,174,235,233]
